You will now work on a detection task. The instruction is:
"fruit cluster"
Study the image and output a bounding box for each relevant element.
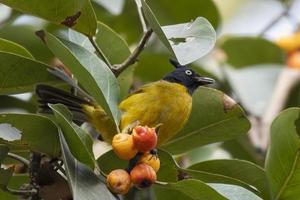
[276,32,300,69]
[106,125,160,195]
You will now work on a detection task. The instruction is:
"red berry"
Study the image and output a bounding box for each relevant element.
[130,163,157,189]
[132,126,157,152]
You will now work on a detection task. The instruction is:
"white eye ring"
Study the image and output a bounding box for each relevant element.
[185,70,192,76]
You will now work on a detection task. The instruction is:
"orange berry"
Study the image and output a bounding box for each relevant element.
[138,152,160,172]
[130,163,157,189]
[112,133,138,160]
[106,169,131,195]
[287,51,300,69]
[132,126,157,152]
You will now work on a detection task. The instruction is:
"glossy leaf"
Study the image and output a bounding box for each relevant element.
[161,17,216,65]
[0,145,9,164]
[0,52,58,95]
[94,22,133,99]
[154,179,226,200]
[220,36,285,68]
[0,21,54,63]
[0,167,13,189]
[93,0,220,44]
[0,0,97,36]
[0,174,29,200]
[0,95,37,114]
[0,113,60,157]
[188,159,270,199]
[69,22,134,98]
[135,53,217,83]
[224,64,282,116]
[146,0,220,29]
[182,169,257,197]
[59,132,117,200]
[209,184,262,200]
[49,104,95,169]
[0,38,33,58]
[41,31,121,126]
[265,108,300,200]
[161,87,250,154]
[141,0,216,65]
[221,137,264,166]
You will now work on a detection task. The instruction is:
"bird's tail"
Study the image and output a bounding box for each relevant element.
[36,84,90,124]
[35,84,118,142]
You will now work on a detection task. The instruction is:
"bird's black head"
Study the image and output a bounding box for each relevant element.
[163,59,214,95]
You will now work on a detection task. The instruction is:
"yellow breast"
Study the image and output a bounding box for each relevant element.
[119,80,192,145]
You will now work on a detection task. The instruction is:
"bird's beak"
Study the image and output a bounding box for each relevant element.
[194,76,215,85]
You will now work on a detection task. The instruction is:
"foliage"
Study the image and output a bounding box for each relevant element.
[0,0,298,199]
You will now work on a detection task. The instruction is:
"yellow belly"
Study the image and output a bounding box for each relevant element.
[119,80,192,145]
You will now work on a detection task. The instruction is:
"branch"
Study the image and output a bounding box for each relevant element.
[29,152,42,200]
[113,28,153,76]
[7,152,29,166]
[135,0,147,33]
[258,0,295,36]
[88,36,111,67]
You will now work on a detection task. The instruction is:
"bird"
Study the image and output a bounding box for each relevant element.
[36,59,214,145]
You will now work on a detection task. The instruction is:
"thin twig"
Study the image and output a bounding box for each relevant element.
[7,152,30,166]
[88,36,111,67]
[135,0,148,33]
[29,152,41,200]
[113,29,153,76]
[258,0,295,36]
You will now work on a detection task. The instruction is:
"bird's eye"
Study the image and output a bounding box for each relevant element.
[185,70,192,76]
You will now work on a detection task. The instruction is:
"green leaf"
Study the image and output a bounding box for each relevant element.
[135,53,217,83]
[59,132,117,200]
[41,31,121,126]
[0,52,58,95]
[188,159,270,199]
[97,149,178,182]
[0,145,9,164]
[141,0,216,65]
[0,0,97,36]
[209,184,262,200]
[161,87,250,154]
[93,0,220,44]
[0,167,14,189]
[94,22,131,64]
[182,169,257,198]
[221,137,264,166]
[97,149,127,174]
[0,174,29,200]
[265,108,300,200]
[154,179,227,200]
[220,36,285,68]
[224,64,282,116]
[0,22,54,63]
[0,38,33,59]
[69,22,134,98]
[49,104,95,169]
[0,95,37,114]
[0,113,60,157]
[146,0,220,29]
